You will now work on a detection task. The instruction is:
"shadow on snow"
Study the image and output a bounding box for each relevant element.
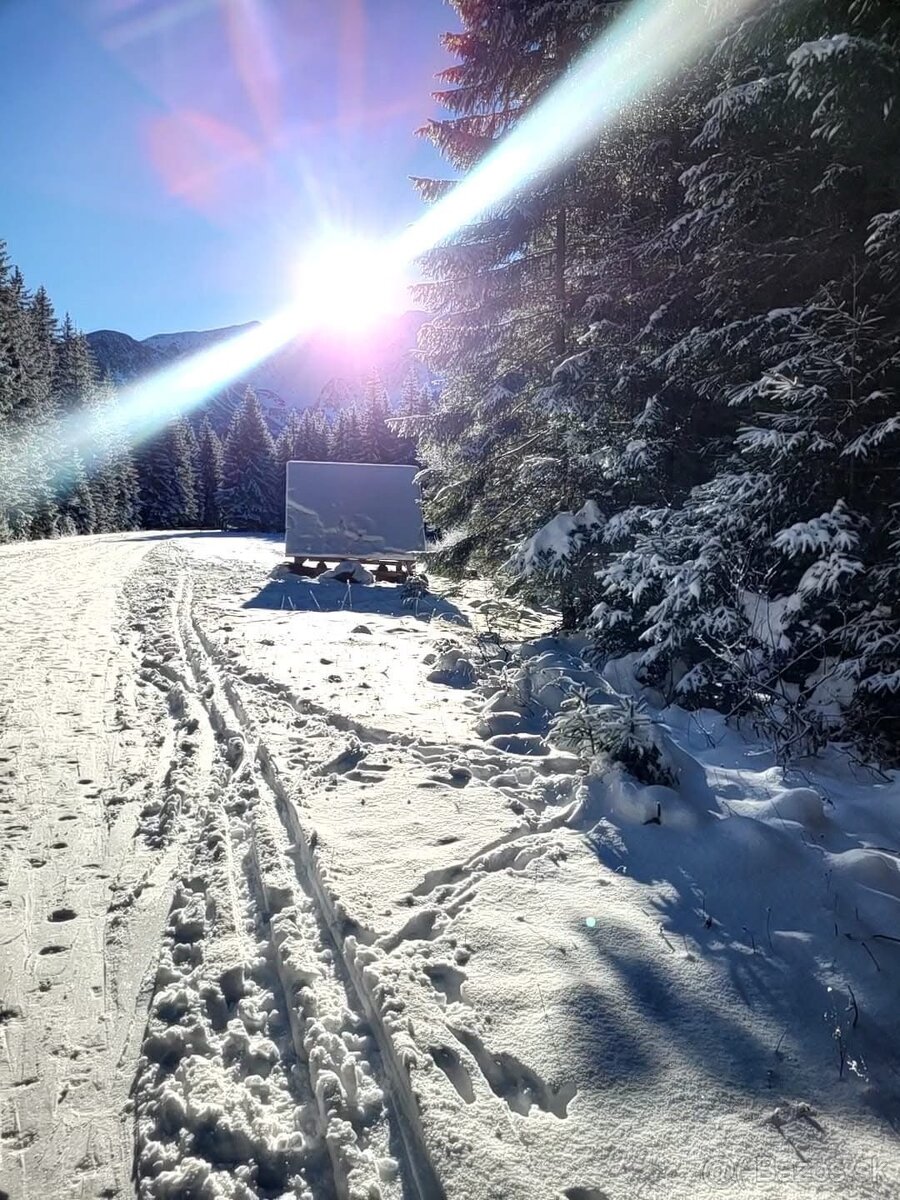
[243,565,469,625]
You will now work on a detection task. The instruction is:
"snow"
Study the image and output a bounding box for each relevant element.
[508,501,604,579]
[1,532,899,1199]
[738,590,800,652]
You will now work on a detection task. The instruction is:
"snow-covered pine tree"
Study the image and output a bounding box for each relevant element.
[345,407,366,462]
[565,1,900,758]
[7,266,62,538]
[195,417,224,528]
[53,315,96,413]
[0,249,140,542]
[389,369,428,465]
[273,408,310,527]
[329,408,352,463]
[77,380,125,532]
[412,0,631,575]
[220,387,279,530]
[0,248,29,539]
[272,412,295,530]
[275,409,305,465]
[299,409,330,462]
[183,416,200,482]
[29,287,57,386]
[137,419,198,529]
[360,370,402,463]
[416,1,900,759]
[55,449,96,536]
[109,438,141,531]
[88,376,141,532]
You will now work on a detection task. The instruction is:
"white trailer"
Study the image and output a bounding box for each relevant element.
[284,460,426,579]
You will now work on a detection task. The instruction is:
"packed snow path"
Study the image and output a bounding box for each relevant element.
[1,533,898,1200]
[0,534,172,1197]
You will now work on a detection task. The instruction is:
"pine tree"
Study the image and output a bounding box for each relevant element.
[220,388,279,530]
[0,260,62,537]
[416,0,900,758]
[53,315,96,412]
[78,380,120,532]
[137,420,197,529]
[360,371,402,463]
[391,369,429,465]
[300,408,330,462]
[0,250,141,543]
[412,1,631,573]
[274,409,305,528]
[345,407,366,462]
[111,446,141,531]
[56,449,96,536]
[196,418,224,528]
[329,408,352,463]
[275,409,305,464]
[29,287,57,384]
[0,242,25,428]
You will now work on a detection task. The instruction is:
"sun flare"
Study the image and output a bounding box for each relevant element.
[294,234,408,336]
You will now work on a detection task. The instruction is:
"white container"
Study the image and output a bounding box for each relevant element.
[284,460,426,563]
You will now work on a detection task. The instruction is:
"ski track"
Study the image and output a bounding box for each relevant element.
[129,547,446,1200]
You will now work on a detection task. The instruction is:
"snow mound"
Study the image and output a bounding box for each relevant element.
[318,560,376,585]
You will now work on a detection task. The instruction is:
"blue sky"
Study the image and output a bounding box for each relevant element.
[0,0,454,338]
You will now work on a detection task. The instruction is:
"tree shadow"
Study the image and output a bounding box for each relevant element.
[584,810,900,1115]
[106,530,283,544]
[242,565,469,625]
[559,980,660,1090]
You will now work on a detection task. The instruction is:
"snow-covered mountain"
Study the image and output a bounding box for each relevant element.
[86,311,429,433]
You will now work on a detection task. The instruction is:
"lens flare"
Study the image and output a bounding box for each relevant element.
[295,235,409,334]
[16,0,760,489]
[397,0,759,259]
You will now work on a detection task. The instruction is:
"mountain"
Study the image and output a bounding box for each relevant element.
[86,311,430,434]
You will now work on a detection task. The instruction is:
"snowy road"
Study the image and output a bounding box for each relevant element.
[0,535,173,1197]
[1,534,899,1200]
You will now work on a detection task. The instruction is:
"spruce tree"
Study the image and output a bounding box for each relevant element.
[29,287,57,385]
[274,409,305,528]
[0,250,141,543]
[391,369,429,465]
[345,407,366,462]
[137,420,198,529]
[360,371,402,463]
[196,418,224,528]
[329,408,352,462]
[53,315,96,412]
[416,0,900,758]
[412,1,632,572]
[275,408,305,464]
[299,409,330,462]
[0,243,24,428]
[220,388,279,530]
[56,450,96,536]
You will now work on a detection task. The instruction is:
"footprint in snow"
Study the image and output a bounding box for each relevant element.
[47,908,76,923]
[424,960,470,1006]
[429,1044,475,1104]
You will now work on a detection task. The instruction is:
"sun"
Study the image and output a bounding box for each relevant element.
[294,233,409,337]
